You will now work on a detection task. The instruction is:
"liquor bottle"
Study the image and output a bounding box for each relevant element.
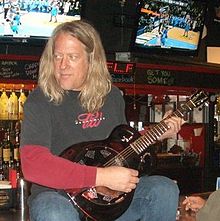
[0,141,4,180]
[0,89,9,120]
[0,137,2,162]
[8,90,18,120]
[2,131,11,180]
[8,130,15,170]
[18,88,27,120]
[14,128,20,172]
[0,162,5,181]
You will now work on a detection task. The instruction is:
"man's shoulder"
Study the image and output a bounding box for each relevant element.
[111,85,123,96]
[26,87,49,106]
[28,87,46,100]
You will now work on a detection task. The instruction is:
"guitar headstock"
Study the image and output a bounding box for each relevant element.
[189,90,209,108]
[176,90,209,116]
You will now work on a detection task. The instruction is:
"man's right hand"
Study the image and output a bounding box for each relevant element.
[96,166,139,193]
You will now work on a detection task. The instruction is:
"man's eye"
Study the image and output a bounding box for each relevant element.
[54,54,62,60]
[68,55,78,61]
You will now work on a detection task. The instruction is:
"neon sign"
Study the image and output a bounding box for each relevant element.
[107,61,135,74]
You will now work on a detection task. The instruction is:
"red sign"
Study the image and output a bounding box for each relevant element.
[107,61,135,74]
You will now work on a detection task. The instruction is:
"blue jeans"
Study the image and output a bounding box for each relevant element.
[29,175,179,221]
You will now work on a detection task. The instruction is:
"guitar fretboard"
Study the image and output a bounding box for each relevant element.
[132,104,189,155]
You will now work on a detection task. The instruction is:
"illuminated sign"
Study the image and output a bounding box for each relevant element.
[107,61,135,74]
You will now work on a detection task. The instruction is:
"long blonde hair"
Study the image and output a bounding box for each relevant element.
[38,20,112,113]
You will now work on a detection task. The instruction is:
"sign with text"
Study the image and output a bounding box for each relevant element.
[135,65,220,89]
[107,61,135,74]
[0,55,39,82]
[107,61,135,84]
[144,69,175,86]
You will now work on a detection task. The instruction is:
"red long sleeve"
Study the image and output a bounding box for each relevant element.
[20,145,97,189]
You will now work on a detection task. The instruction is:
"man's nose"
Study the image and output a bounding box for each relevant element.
[60,57,68,69]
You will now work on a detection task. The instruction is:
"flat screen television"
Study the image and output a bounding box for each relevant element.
[130,0,207,57]
[0,0,84,45]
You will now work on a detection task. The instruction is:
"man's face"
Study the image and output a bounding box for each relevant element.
[53,32,89,91]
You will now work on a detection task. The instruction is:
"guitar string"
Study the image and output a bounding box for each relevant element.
[103,102,192,167]
[103,117,176,167]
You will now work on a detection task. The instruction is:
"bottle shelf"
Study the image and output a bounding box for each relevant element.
[0,83,36,92]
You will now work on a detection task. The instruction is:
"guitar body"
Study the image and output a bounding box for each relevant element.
[60,124,156,221]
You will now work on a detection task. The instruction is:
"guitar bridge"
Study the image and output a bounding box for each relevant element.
[82,187,98,200]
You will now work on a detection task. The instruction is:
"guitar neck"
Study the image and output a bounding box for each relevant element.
[131,99,196,155]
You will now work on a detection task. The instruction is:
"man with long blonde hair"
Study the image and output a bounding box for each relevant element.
[20,20,183,221]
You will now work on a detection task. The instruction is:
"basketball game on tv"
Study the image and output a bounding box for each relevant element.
[133,0,206,54]
[0,0,81,39]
